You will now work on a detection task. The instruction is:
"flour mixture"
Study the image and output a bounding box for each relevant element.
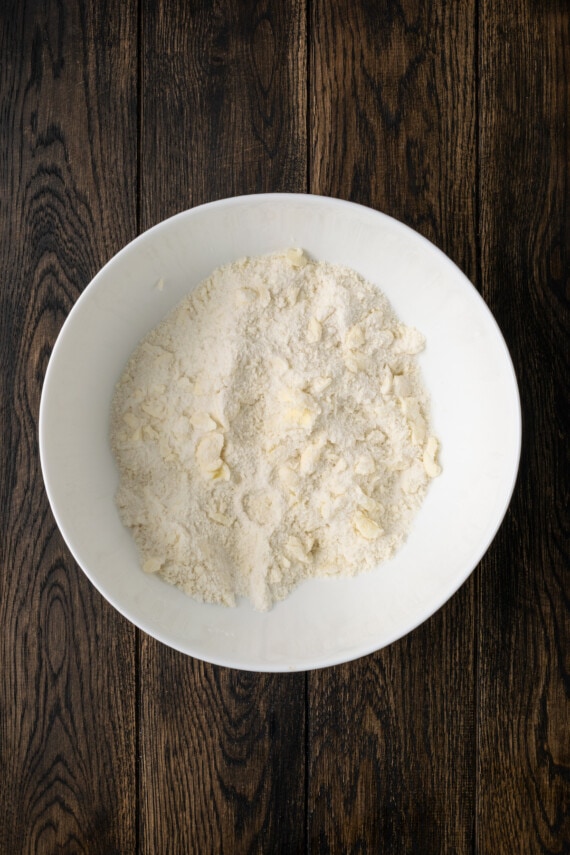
[111,249,441,611]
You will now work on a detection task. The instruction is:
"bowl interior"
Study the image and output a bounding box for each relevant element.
[40,194,521,671]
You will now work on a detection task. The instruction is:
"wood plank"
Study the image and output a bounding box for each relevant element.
[140,0,308,226]
[140,651,306,852]
[138,2,308,852]
[478,1,570,851]
[309,2,478,851]
[0,1,138,853]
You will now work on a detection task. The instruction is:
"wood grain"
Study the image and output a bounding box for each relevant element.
[478,0,570,851]
[140,0,308,225]
[140,651,306,853]
[308,1,478,852]
[139,1,308,852]
[0,1,138,852]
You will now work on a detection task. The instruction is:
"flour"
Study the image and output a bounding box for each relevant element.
[111,249,441,611]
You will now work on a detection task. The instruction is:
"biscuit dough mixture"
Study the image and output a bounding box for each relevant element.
[111,250,441,611]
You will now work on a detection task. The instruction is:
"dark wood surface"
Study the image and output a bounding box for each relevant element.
[1,1,567,852]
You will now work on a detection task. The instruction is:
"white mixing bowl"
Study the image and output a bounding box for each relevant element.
[39,194,521,671]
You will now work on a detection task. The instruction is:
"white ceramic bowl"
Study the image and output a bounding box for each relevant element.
[40,194,521,671]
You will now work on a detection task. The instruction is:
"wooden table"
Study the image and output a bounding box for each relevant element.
[1,2,568,852]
